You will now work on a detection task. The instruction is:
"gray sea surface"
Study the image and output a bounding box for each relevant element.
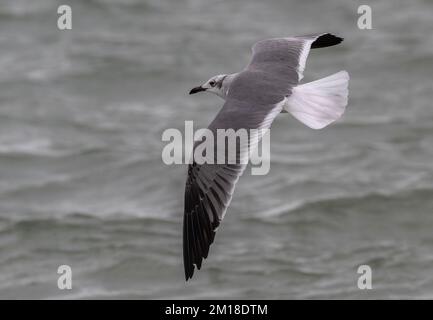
[0,0,432,299]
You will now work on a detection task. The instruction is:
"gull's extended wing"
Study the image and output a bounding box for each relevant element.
[183,98,282,280]
[248,33,343,82]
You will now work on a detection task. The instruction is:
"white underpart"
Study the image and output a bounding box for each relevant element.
[284,71,350,129]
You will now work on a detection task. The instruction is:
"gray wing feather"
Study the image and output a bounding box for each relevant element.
[248,33,343,84]
[183,99,282,280]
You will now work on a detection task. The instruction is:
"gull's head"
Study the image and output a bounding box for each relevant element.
[189,74,227,98]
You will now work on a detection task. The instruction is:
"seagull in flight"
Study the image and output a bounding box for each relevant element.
[184,33,349,280]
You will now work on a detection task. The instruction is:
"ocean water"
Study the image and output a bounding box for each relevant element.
[0,0,432,299]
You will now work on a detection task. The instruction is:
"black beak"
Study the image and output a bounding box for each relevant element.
[189,86,206,95]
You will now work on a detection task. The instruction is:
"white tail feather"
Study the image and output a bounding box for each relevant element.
[284,70,349,129]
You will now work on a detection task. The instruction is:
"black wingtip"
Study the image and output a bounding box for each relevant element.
[184,262,194,281]
[311,33,344,49]
[183,162,229,282]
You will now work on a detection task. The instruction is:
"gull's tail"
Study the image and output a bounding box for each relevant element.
[284,71,349,129]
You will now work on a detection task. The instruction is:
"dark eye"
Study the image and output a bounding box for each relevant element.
[209,81,216,87]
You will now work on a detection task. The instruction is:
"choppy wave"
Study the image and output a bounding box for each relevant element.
[0,0,432,299]
[255,187,433,220]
